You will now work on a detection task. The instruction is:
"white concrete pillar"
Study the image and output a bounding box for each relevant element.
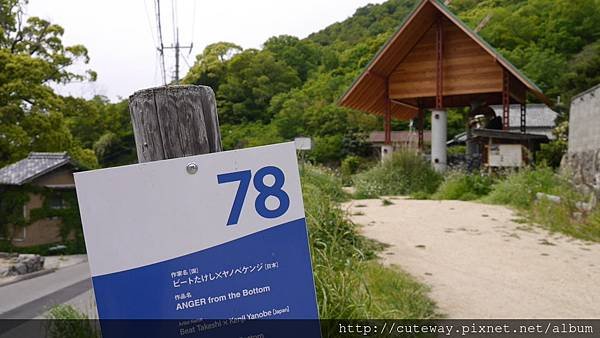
[431,109,447,172]
[381,144,393,162]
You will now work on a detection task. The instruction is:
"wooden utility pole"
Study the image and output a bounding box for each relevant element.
[128,85,222,163]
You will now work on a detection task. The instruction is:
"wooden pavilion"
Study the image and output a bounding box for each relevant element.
[339,0,551,170]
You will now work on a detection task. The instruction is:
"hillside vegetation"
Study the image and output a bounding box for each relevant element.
[2,0,600,168]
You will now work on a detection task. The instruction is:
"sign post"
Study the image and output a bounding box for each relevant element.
[75,86,320,337]
[75,142,320,337]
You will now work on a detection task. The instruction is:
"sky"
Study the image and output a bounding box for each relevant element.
[26,0,385,101]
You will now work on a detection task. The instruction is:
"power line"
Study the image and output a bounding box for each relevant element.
[171,0,177,44]
[181,52,191,68]
[144,0,163,87]
[155,0,167,85]
[143,0,157,46]
[153,0,193,85]
[190,0,197,44]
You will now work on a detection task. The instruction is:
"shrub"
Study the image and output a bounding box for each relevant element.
[484,166,569,209]
[46,305,99,338]
[353,151,442,199]
[0,240,85,256]
[580,209,600,241]
[537,139,567,168]
[433,171,494,201]
[447,145,466,156]
[309,135,344,164]
[340,155,371,186]
[300,164,348,202]
[482,166,600,242]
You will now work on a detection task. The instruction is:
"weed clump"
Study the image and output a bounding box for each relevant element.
[353,151,442,199]
[433,171,494,201]
[301,164,436,318]
[484,167,569,208]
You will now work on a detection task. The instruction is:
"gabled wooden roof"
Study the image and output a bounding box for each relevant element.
[339,0,551,120]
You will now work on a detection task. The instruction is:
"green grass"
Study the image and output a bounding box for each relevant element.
[302,164,437,319]
[432,171,494,201]
[530,196,600,242]
[300,163,348,202]
[481,167,600,242]
[361,263,437,318]
[46,305,99,338]
[483,166,568,208]
[353,151,442,199]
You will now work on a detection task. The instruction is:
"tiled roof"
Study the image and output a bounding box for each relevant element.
[0,152,72,185]
[491,104,558,128]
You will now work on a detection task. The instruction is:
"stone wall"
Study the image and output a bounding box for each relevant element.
[564,84,600,198]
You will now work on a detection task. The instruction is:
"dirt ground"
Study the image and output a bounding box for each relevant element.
[344,197,600,319]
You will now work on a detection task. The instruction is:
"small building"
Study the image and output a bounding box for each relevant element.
[470,129,548,169]
[369,130,432,158]
[449,104,558,146]
[492,104,558,140]
[0,152,80,247]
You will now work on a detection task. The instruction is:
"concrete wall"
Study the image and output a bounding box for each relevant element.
[564,84,600,197]
[568,84,600,152]
[33,167,75,187]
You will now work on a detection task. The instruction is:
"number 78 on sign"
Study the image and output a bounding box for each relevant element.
[218,166,290,226]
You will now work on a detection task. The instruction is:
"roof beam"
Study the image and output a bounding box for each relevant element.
[391,99,419,110]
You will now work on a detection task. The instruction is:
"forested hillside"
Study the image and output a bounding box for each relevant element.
[1,0,600,168]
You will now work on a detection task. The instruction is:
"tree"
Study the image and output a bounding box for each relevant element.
[89,99,137,167]
[458,0,600,98]
[561,41,600,104]
[182,42,242,90]
[0,0,96,166]
[263,35,321,81]
[217,50,301,124]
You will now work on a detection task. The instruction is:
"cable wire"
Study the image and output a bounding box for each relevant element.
[143,0,157,46]
[190,0,197,46]
[155,0,167,85]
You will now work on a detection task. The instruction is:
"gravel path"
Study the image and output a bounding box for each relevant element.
[344,197,600,319]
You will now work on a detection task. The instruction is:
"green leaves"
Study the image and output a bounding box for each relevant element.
[458,0,600,100]
[0,0,99,167]
[217,49,301,124]
[182,41,242,89]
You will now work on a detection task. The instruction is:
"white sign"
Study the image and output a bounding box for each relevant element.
[74,142,320,337]
[488,144,523,167]
[294,137,312,150]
